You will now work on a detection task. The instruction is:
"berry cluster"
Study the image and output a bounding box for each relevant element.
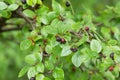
[56,36,66,44]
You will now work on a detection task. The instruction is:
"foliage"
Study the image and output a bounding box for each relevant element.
[0,0,120,80]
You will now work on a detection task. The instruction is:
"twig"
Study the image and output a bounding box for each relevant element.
[0,27,22,33]
[67,0,75,15]
[16,7,35,29]
[69,30,82,38]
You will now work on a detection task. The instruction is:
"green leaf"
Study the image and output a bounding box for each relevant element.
[52,67,64,79]
[52,0,64,13]
[0,10,11,18]
[36,62,44,73]
[27,67,36,79]
[5,0,16,4]
[0,2,8,10]
[36,74,45,80]
[43,77,51,80]
[90,39,102,53]
[45,61,54,70]
[45,45,52,53]
[23,9,36,18]
[61,46,72,56]
[72,52,87,67]
[25,54,37,65]
[47,12,57,22]
[8,4,19,11]
[35,52,42,62]
[108,40,117,45]
[111,46,120,51]
[18,66,29,77]
[36,5,49,16]
[26,0,33,6]
[20,39,32,50]
[41,15,49,24]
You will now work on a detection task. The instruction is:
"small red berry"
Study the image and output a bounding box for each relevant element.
[85,26,89,31]
[109,66,114,71]
[61,38,66,44]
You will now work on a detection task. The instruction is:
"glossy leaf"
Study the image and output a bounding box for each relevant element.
[8,4,19,11]
[52,0,64,13]
[36,74,44,80]
[61,46,72,56]
[25,54,37,65]
[23,9,36,18]
[20,39,32,50]
[27,67,36,79]
[18,66,29,77]
[90,39,102,53]
[36,62,44,73]
[72,52,87,67]
[52,67,64,79]
[0,2,8,10]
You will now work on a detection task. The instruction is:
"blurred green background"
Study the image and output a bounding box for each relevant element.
[0,0,118,80]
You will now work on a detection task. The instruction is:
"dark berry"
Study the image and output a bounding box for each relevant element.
[85,26,89,31]
[56,36,62,42]
[43,51,48,55]
[30,77,35,80]
[61,38,66,44]
[70,48,78,52]
[110,52,114,60]
[22,0,26,4]
[109,66,114,71]
[65,1,70,7]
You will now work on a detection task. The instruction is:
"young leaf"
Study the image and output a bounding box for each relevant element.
[45,61,54,70]
[43,77,51,80]
[8,4,19,11]
[61,46,72,56]
[26,0,33,6]
[35,52,43,62]
[0,2,8,10]
[72,52,87,67]
[52,67,64,79]
[25,54,37,65]
[27,67,36,79]
[36,62,44,73]
[90,39,102,53]
[18,66,29,77]
[20,39,32,50]
[36,74,44,80]
[52,0,64,13]
[23,9,36,18]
